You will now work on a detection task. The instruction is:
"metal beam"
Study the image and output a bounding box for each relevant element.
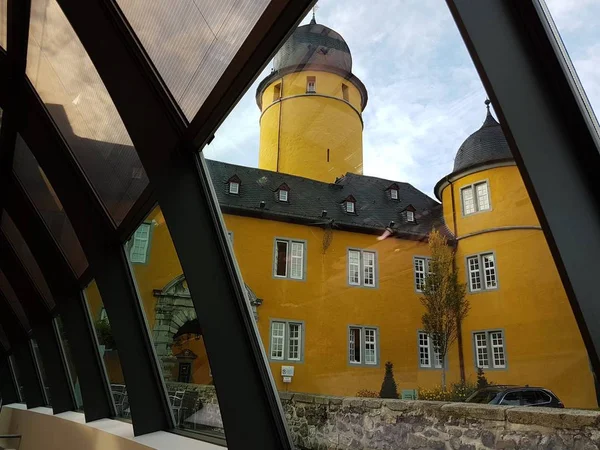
[53,0,313,446]
[4,175,114,420]
[446,0,600,377]
[0,350,19,405]
[0,0,31,217]
[0,232,76,412]
[0,293,44,408]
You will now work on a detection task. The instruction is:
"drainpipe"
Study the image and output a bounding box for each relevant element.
[448,176,466,383]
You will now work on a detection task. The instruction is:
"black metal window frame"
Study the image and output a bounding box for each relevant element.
[0,0,599,449]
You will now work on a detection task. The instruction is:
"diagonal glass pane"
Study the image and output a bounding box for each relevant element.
[1,212,55,310]
[13,134,88,277]
[0,270,31,332]
[0,0,6,49]
[116,0,270,119]
[27,0,148,225]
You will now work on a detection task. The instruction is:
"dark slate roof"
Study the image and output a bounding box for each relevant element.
[453,110,513,173]
[206,159,447,240]
[273,19,352,73]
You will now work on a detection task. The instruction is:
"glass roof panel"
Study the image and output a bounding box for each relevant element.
[116,0,269,119]
[27,0,148,225]
[1,212,55,310]
[0,270,31,332]
[0,0,6,50]
[13,134,88,277]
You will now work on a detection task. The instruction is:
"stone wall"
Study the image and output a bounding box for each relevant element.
[170,386,600,449]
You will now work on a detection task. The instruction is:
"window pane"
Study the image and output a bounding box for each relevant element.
[271,322,285,360]
[275,240,288,277]
[115,0,269,119]
[189,1,599,439]
[8,355,25,402]
[289,242,303,279]
[462,186,475,215]
[125,207,226,437]
[0,0,6,49]
[1,213,55,309]
[288,323,301,361]
[31,339,51,406]
[54,316,83,410]
[475,182,490,211]
[13,135,88,276]
[28,0,148,225]
[84,280,129,420]
[364,328,376,365]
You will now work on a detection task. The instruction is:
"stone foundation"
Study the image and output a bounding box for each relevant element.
[171,386,600,449]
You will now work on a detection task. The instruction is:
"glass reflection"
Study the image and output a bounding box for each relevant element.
[126,209,225,437]
[54,316,83,410]
[31,339,51,406]
[84,281,128,419]
[8,355,25,402]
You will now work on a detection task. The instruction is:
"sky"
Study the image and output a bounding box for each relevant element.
[204,0,600,198]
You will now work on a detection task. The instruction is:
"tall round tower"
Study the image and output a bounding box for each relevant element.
[256,17,367,183]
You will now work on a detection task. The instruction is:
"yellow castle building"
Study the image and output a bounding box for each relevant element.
[87,18,597,409]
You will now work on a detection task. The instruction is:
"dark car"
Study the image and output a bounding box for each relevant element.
[465,386,564,408]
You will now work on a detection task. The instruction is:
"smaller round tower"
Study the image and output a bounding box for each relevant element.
[256,17,368,183]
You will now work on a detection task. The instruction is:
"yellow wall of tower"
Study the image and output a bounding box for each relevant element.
[258,70,364,183]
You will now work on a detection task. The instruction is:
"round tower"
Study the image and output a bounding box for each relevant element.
[256,17,368,183]
[434,101,596,408]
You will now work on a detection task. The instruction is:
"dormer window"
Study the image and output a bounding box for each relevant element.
[306,76,316,93]
[386,183,400,200]
[403,205,416,223]
[276,183,290,202]
[227,175,241,195]
[342,195,357,214]
[347,201,355,213]
[407,210,415,222]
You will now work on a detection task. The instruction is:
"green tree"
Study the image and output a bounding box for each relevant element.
[420,229,469,391]
[379,361,399,399]
[477,367,490,389]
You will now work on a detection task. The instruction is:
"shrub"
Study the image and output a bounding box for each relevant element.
[477,367,490,389]
[418,379,478,402]
[379,361,399,399]
[95,318,117,349]
[356,390,379,398]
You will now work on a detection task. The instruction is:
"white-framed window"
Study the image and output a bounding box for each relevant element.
[413,257,431,292]
[346,201,355,213]
[466,252,498,291]
[306,76,316,93]
[348,326,378,365]
[270,320,304,362]
[129,223,151,263]
[418,332,443,369]
[347,249,377,287]
[274,239,306,280]
[407,210,415,222]
[229,181,240,194]
[461,181,491,215]
[278,190,288,202]
[473,330,506,369]
[390,188,399,200]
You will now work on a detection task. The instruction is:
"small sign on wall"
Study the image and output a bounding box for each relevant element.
[281,365,295,377]
[283,376,292,383]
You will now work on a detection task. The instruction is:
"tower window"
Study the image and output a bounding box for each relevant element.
[306,76,316,93]
[461,181,491,215]
[229,181,239,194]
[342,83,349,101]
[273,83,281,102]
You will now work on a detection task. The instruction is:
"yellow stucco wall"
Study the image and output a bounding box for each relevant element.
[441,164,596,408]
[258,70,364,183]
